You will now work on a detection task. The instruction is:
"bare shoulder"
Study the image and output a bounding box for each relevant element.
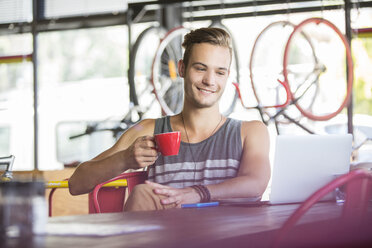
[240,120,269,148]
[241,120,268,136]
[128,118,156,135]
[114,118,156,149]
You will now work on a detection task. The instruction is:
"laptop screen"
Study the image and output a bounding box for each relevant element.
[269,134,352,204]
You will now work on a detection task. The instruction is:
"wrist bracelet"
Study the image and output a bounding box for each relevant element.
[199,185,211,202]
[191,185,211,202]
[191,185,203,202]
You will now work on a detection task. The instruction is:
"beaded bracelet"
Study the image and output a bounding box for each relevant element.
[191,185,204,202]
[191,185,211,202]
[199,185,211,202]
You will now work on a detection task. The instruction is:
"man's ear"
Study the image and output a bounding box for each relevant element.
[178,59,185,78]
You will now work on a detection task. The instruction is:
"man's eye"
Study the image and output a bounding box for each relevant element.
[217,71,225,76]
[196,67,206,71]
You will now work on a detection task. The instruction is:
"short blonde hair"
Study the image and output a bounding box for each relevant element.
[182,27,232,68]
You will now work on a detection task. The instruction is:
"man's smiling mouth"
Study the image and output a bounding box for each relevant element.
[197,87,215,94]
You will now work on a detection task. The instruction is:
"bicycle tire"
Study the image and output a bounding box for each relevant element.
[283,18,353,121]
[209,20,240,116]
[249,21,319,116]
[128,25,166,116]
[151,26,188,115]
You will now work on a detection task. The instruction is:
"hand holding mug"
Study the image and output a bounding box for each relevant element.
[125,135,158,169]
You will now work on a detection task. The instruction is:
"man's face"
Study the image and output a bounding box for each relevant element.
[179,43,231,109]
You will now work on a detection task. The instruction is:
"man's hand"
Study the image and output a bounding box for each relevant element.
[124,136,159,169]
[145,181,201,208]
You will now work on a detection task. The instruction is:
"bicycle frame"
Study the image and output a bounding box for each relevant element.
[233,78,315,134]
[283,17,353,121]
[249,20,319,122]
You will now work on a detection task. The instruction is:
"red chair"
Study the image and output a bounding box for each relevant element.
[273,169,372,248]
[48,171,147,216]
[48,178,69,217]
[89,171,147,213]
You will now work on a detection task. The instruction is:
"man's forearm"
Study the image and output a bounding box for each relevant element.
[206,175,268,201]
[68,151,128,195]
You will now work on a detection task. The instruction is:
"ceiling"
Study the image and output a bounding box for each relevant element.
[0,0,371,35]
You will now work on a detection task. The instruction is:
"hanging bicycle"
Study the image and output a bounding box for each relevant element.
[248,20,319,133]
[283,17,353,121]
[252,21,321,119]
[238,18,353,134]
[128,25,167,119]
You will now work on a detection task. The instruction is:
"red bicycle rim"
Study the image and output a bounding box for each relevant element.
[283,17,353,121]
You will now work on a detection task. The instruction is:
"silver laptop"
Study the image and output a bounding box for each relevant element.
[269,134,352,204]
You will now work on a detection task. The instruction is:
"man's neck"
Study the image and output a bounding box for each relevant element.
[178,106,224,143]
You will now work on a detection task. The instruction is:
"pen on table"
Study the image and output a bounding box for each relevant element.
[181,202,220,208]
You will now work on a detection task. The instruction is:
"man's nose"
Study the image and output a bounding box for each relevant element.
[202,70,216,86]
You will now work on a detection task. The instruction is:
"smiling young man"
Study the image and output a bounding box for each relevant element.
[68,27,271,211]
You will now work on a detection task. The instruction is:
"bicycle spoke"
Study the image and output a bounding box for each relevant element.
[129,26,165,117]
[151,27,189,115]
[250,21,314,122]
[283,18,353,121]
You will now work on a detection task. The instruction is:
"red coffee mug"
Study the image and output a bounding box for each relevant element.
[154,131,181,156]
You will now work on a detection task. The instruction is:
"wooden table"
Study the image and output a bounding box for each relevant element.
[7,202,372,248]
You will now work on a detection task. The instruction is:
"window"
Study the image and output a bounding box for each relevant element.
[42,0,127,19]
[0,33,33,170]
[0,0,32,24]
[37,25,129,170]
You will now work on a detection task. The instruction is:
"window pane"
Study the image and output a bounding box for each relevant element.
[42,0,127,19]
[0,126,10,157]
[37,25,129,170]
[55,121,119,164]
[0,0,32,24]
[0,33,33,170]
[38,26,127,84]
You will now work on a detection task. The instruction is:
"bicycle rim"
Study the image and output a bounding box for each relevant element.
[283,18,353,121]
[249,21,315,122]
[209,20,240,116]
[129,26,165,116]
[151,26,188,115]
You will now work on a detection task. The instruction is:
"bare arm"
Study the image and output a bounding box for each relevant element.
[207,120,271,199]
[68,119,157,195]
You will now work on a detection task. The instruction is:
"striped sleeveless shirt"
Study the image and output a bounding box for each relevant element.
[147,116,242,188]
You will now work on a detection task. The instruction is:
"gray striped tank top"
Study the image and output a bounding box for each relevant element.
[147,116,242,188]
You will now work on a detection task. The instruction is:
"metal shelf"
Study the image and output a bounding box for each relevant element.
[0,0,371,35]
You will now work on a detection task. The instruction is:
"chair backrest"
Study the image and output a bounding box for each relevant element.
[48,171,147,216]
[89,171,147,214]
[48,178,69,217]
[273,169,372,248]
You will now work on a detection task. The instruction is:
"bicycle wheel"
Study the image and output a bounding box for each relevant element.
[128,26,166,117]
[209,20,240,116]
[283,18,353,121]
[249,21,319,119]
[151,26,188,115]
